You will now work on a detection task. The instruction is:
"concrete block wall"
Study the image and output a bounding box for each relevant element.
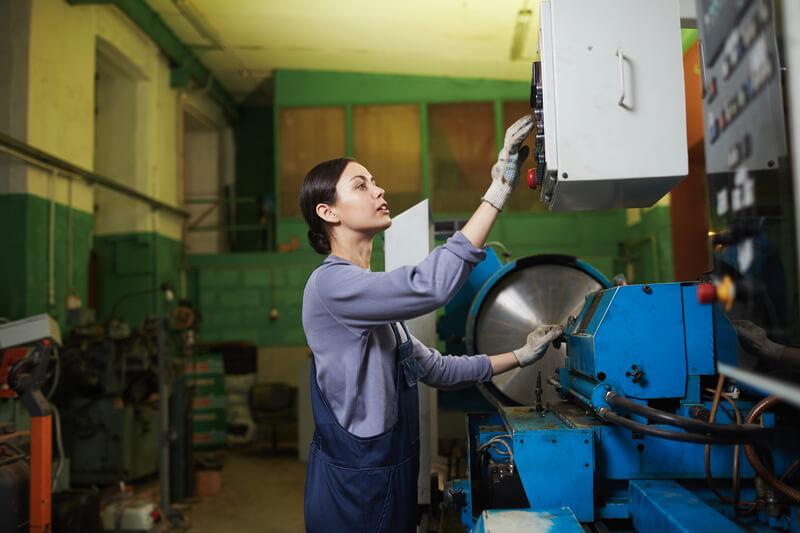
[190,204,674,359]
[187,254,321,347]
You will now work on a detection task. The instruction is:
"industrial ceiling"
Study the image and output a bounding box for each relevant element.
[145,0,542,102]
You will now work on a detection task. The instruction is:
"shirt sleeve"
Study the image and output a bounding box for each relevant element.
[411,334,493,390]
[315,231,486,331]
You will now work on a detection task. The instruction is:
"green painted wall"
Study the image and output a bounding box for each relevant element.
[622,206,675,284]
[274,70,530,107]
[0,1,203,334]
[94,232,183,326]
[482,210,628,279]
[0,207,184,332]
[0,194,92,334]
[186,255,312,347]
[188,208,673,349]
[187,69,675,349]
[185,238,386,347]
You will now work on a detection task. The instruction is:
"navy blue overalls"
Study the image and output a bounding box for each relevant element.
[304,322,427,533]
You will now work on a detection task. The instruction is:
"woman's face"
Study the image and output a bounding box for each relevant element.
[328,162,391,235]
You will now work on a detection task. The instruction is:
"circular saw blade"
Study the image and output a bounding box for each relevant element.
[473,262,605,405]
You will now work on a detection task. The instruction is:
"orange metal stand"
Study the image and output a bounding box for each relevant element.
[29,414,52,533]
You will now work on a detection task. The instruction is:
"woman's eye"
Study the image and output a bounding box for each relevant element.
[357,183,367,189]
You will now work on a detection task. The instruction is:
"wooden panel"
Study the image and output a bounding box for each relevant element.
[279,107,345,217]
[670,162,709,281]
[502,100,547,212]
[428,102,495,213]
[684,41,705,152]
[670,42,709,281]
[353,104,421,214]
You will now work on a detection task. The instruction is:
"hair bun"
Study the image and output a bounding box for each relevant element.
[307,230,331,255]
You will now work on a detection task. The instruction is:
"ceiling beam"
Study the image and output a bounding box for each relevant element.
[66,0,239,120]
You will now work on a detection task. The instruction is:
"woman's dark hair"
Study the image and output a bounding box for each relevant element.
[299,157,353,254]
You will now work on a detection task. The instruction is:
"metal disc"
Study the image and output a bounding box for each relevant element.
[473,262,605,405]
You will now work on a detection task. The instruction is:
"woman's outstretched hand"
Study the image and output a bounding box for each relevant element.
[513,324,564,367]
[482,114,534,211]
[461,114,534,249]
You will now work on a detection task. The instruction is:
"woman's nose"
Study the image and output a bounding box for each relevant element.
[374,185,385,198]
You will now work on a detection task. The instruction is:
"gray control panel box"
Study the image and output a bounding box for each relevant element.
[0,314,62,349]
[538,0,688,211]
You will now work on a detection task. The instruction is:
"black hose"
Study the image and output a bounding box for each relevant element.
[599,409,734,445]
[605,392,769,443]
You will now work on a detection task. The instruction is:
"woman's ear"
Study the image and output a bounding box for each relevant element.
[316,203,338,224]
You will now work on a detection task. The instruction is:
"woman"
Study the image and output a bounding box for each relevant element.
[300,115,563,532]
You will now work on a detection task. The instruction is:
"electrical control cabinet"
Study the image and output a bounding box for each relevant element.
[698,0,786,174]
[536,0,688,211]
[697,0,800,401]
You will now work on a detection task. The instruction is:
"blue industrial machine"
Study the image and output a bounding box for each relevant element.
[437,275,800,532]
[433,0,800,530]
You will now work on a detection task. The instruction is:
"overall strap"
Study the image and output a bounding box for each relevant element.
[391,322,427,388]
[389,322,407,347]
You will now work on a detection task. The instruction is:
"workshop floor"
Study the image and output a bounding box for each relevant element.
[179,447,307,533]
[155,442,465,533]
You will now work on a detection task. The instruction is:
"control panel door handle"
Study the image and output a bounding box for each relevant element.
[616,48,626,107]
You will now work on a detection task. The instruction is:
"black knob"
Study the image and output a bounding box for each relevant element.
[689,405,710,421]
[536,160,546,186]
[448,488,467,509]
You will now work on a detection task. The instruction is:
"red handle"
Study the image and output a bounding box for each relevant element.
[527,168,536,189]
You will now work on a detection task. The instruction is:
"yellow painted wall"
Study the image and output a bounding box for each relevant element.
[20,0,225,239]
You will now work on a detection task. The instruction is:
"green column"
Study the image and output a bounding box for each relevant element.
[273,107,281,227]
[420,103,430,200]
[493,100,504,153]
[345,104,354,157]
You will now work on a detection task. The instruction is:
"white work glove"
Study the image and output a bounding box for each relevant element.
[733,320,785,359]
[482,114,534,211]
[513,324,564,367]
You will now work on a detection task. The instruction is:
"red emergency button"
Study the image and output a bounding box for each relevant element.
[696,283,715,304]
[696,277,736,310]
[527,168,536,189]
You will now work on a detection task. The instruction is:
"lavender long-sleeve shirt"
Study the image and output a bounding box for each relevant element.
[302,231,493,438]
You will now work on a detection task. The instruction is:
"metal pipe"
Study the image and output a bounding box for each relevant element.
[48,170,56,309]
[565,372,597,402]
[0,133,189,218]
[157,317,170,514]
[566,387,593,408]
[743,396,800,504]
[783,0,800,305]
